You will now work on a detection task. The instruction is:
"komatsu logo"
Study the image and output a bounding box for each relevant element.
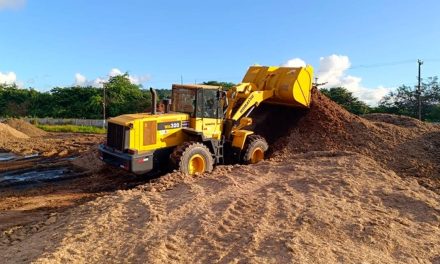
[239,94,254,114]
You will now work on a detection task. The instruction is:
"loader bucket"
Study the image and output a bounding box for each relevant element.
[242,65,314,108]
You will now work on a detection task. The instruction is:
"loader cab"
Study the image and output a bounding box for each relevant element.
[171,84,224,139]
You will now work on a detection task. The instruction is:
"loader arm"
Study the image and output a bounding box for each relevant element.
[225,83,274,121]
[221,81,275,141]
[221,65,314,139]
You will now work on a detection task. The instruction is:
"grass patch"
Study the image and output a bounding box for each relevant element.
[37,124,106,134]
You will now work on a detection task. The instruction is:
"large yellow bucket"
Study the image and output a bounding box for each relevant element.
[242,65,314,108]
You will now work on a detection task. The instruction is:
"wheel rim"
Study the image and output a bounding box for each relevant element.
[188,154,206,174]
[250,148,264,163]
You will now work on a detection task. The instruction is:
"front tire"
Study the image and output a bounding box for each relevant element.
[170,142,214,175]
[241,135,268,164]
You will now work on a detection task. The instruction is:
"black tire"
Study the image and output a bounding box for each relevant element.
[170,141,214,175]
[241,135,268,164]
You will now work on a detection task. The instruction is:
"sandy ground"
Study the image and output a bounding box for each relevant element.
[0,123,29,141]
[1,152,439,263]
[0,132,104,157]
[0,132,154,245]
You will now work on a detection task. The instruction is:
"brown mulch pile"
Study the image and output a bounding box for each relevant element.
[2,119,47,137]
[0,123,30,143]
[252,88,440,189]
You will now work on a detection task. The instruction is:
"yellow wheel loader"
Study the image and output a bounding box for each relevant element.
[98,65,314,175]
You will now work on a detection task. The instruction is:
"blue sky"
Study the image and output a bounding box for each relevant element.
[0,0,439,104]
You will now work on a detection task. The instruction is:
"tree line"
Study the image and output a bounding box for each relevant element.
[0,74,439,122]
[321,76,440,121]
[0,74,170,119]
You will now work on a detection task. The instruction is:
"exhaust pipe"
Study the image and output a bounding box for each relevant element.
[163,99,171,113]
[150,87,157,115]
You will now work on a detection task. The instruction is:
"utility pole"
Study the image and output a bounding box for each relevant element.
[313,77,328,88]
[103,83,106,128]
[417,59,423,120]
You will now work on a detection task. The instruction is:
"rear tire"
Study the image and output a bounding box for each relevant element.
[170,142,214,175]
[241,135,268,164]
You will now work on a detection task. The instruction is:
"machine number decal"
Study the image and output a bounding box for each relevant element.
[157,121,181,130]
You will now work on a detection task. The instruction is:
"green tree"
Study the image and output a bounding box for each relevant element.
[320,87,371,115]
[104,73,151,117]
[202,81,235,90]
[0,84,33,117]
[155,89,172,99]
[28,90,55,117]
[425,104,440,121]
[49,86,103,118]
[378,76,440,121]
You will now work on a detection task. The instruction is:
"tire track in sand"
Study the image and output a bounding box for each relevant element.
[203,196,257,262]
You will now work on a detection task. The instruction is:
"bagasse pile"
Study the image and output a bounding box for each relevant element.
[0,123,30,143]
[363,113,433,128]
[252,88,440,182]
[0,119,104,157]
[3,119,47,137]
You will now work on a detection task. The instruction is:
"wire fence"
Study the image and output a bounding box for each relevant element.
[3,118,108,128]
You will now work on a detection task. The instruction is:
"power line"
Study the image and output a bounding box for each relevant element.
[349,59,416,69]
[349,58,440,70]
[147,59,440,88]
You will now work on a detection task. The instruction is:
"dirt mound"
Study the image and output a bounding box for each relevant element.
[2,119,47,137]
[252,89,440,184]
[71,147,105,173]
[362,113,429,127]
[2,153,439,263]
[363,113,436,129]
[0,123,30,143]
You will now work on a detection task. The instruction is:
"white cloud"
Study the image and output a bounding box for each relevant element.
[128,74,150,85]
[74,73,87,86]
[0,0,26,10]
[282,54,391,105]
[316,55,351,87]
[74,68,150,88]
[93,77,106,88]
[0,71,17,84]
[282,58,306,67]
[108,68,150,85]
[109,68,122,77]
[316,54,392,106]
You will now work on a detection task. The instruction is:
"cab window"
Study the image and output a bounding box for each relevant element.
[196,89,219,118]
[172,88,196,116]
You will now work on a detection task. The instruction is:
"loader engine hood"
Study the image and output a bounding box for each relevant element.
[108,112,189,127]
[106,112,191,153]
